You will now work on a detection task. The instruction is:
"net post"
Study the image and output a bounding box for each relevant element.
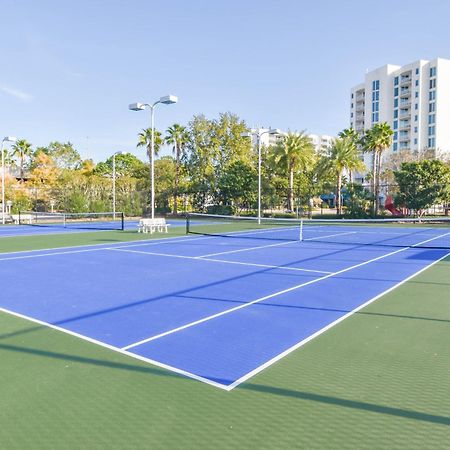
[299,218,304,241]
[63,213,66,228]
[18,211,21,225]
[186,213,190,235]
[121,212,125,230]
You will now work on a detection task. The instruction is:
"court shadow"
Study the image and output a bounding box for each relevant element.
[1,341,449,427]
[240,383,450,426]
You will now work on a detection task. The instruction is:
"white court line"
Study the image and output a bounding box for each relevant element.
[121,230,450,352]
[196,231,356,258]
[0,305,228,391]
[227,248,450,390]
[107,247,331,274]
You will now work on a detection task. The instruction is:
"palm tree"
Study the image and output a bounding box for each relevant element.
[137,128,163,201]
[361,123,393,215]
[320,137,366,215]
[273,132,315,211]
[165,124,189,214]
[338,127,360,182]
[12,139,33,181]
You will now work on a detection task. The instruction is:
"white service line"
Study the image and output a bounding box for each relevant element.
[227,248,450,390]
[121,230,450,352]
[0,305,228,391]
[107,247,331,274]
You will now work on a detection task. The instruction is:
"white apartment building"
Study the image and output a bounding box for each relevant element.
[254,128,334,152]
[350,58,450,178]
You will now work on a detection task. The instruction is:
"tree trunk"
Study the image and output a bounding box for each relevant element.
[336,173,342,215]
[174,144,179,215]
[376,150,383,215]
[288,167,294,211]
[372,150,377,216]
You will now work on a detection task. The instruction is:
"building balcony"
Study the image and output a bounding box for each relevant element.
[399,89,411,98]
[399,134,410,142]
[399,110,410,119]
[399,75,412,86]
[399,99,411,107]
[399,121,411,130]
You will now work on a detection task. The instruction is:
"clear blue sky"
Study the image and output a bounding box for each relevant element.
[1,0,450,162]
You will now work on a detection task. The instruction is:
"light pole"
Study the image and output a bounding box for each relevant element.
[112,151,126,219]
[129,95,178,219]
[1,136,17,224]
[241,128,282,224]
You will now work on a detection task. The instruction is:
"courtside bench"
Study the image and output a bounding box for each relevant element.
[138,218,170,234]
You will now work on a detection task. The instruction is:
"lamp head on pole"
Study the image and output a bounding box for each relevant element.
[128,103,146,111]
[159,95,178,105]
[2,136,17,143]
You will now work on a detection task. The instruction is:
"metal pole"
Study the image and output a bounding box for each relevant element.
[112,153,116,220]
[257,134,262,225]
[1,141,5,225]
[150,105,155,219]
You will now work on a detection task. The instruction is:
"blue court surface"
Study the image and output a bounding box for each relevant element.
[1,224,449,390]
[0,219,184,238]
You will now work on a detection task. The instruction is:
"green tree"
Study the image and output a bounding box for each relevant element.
[272,132,315,211]
[338,127,361,182]
[319,137,365,214]
[217,161,257,213]
[12,139,33,181]
[361,123,393,215]
[43,141,82,170]
[165,124,189,214]
[394,160,450,217]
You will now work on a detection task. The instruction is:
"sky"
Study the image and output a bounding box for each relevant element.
[1,0,450,162]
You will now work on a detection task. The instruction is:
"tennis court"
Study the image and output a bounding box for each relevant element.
[1,215,449,390]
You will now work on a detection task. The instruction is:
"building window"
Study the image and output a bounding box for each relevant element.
[394,110,398,118]
[416,68,419,75]
[414,126,418,133]
[394,98,398,108]
[393,131,398,140]
[393,142,398,151]
[428,126,435,135]
[428,114,436,124]
[415,115,418,121]
[394,76,399,86]
[415,103,418,110]
[351,103,354,108]
[414,138,418,145]
[430,67,437,77]
[415,91,418,98]
[415,80,419,86]
[428,137,435,147]
[351,93,354,99]
[394,87,399,97]
[429,102,435,112]
[430,79,436,89]
[350,122,353,128]
[393,120,398,130]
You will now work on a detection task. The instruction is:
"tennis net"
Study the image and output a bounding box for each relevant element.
[18,211,125,231]
[185,213,450,249]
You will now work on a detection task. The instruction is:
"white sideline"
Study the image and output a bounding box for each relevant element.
[121,230,450,352]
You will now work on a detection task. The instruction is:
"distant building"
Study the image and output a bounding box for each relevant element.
[253,128,334,152]
[350,57,450,180]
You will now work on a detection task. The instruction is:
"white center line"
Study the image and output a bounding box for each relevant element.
[107,247,331,274]
[121,230,450,351]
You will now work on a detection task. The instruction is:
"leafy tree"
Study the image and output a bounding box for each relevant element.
[217,161,257,213]
[12,139,33,181]
[43,142,82,170]
[361,123,393,215]
[165,124,189,214]
[394,160,450,216]
[344,183,373,218]
[319,137,365,214]
[94,153,145,177]
[272,132,315,211]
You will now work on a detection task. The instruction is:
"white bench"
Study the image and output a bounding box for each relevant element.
[138,218,170,234]
[11,214,33,224]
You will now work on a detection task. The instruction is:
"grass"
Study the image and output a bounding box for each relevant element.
[1,227,449,448]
